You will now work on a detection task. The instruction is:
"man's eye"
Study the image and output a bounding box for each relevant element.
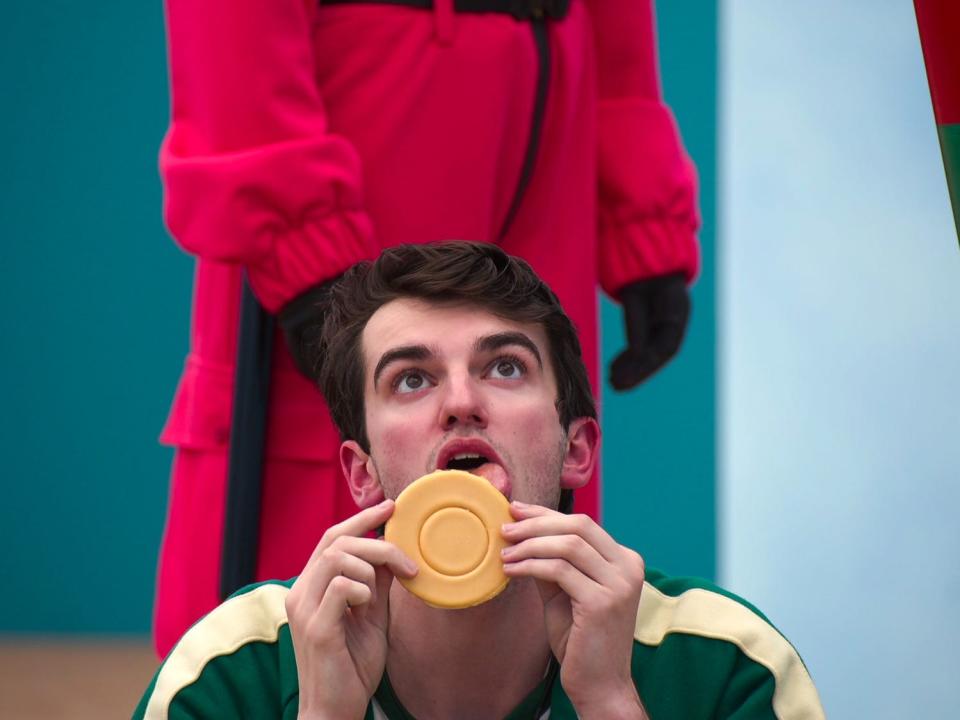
[395,371,428,394]
[489,357,525,379]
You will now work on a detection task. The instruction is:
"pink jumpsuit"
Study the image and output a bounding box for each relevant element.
[154,0,700,656]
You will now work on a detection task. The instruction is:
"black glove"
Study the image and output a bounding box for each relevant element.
[278,278,338,380]
[608,272,691,390]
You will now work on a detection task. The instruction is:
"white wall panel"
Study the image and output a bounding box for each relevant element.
[720,2,960,717]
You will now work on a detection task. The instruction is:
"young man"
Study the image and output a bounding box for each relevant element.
[135,243,823,719]
[153,0,701,658]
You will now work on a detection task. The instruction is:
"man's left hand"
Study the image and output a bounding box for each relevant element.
[501,502,648,719]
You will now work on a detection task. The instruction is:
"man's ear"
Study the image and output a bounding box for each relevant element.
[340,440,385,508]
[559,417,601,490]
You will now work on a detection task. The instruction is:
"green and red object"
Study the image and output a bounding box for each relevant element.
[914,1,960,245]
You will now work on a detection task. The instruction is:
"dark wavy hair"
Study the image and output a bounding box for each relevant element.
[313,241,596,457]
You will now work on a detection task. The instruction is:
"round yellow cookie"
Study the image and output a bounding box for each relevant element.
[386,469,511,609]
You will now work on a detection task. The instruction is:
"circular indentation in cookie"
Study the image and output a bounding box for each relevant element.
[419,507,487,576]
[385,469,512,609]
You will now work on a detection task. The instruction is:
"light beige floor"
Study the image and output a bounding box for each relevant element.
[0,639,158,720]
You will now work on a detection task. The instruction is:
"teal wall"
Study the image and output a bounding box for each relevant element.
[0,2,715,633]
[601,2,717,582]
[0,4,192,633]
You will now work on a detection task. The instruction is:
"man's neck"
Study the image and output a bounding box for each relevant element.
[385,578,552,720]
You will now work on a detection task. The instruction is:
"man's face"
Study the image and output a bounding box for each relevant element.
[351,298,572,508]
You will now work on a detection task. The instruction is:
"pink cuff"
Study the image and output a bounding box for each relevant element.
[162,132,378,311]
[598,216,699,298]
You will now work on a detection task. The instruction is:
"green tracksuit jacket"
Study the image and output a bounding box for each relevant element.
[134,569,824,719]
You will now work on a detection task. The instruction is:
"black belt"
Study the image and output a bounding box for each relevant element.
[322,0,571,22]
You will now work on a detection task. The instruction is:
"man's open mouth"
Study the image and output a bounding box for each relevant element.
[436,441,512,498]
[445,453,490,472]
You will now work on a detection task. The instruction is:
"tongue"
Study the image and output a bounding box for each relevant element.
[472,463,511,499]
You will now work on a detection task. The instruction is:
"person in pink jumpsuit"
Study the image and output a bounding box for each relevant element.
[154,0,700,657]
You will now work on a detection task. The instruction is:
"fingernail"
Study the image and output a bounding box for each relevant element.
[502,522,517,532]
[406,559,419,574]
[512,500,528,507]
[379,499,393,507]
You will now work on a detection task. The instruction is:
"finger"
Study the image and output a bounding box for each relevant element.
[331,552,379,602]
[500,534,618,586]
[502,557,603,603]
[305,500,397,568]
[297,535,417,612]
[332,536,419,579]
[316,575,373,628]
[347,563,395,629]
[504,505,621,562]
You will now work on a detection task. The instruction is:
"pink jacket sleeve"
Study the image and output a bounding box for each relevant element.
[585,0,701,298]
[160,0,378,312]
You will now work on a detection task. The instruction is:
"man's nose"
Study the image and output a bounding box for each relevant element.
[438,374,488,430]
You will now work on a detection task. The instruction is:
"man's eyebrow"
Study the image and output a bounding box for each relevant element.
[373,345,434,389]
[475,332,543,369]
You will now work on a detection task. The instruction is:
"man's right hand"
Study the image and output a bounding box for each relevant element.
[285,499,418,719]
